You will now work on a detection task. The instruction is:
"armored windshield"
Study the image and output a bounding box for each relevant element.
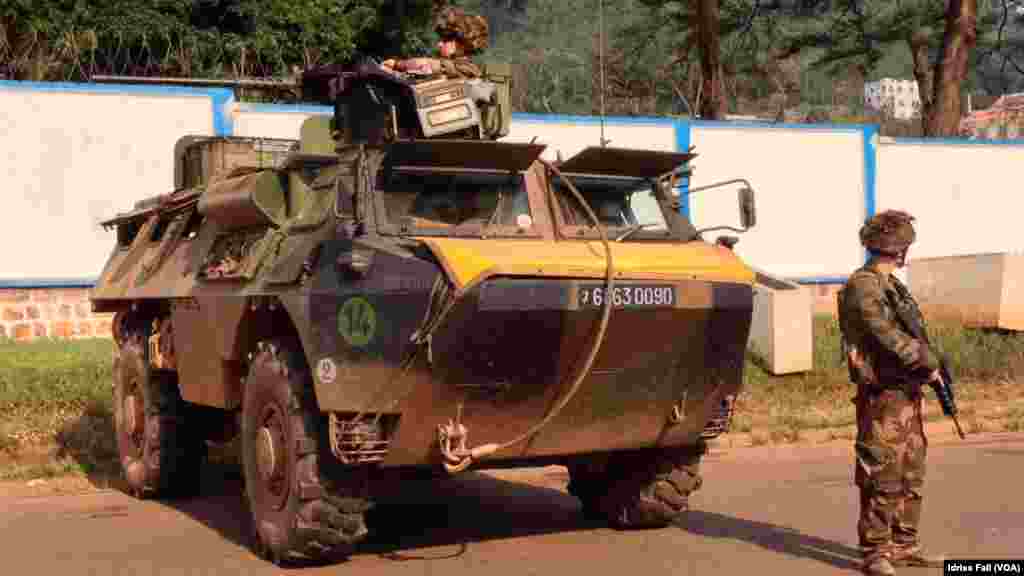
[375,166,534,237]
[552,175,696,241]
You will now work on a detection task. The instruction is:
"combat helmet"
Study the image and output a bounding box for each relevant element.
[434,7,489,54]
[859,209,916,256]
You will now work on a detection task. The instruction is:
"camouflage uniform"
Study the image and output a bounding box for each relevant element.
[837,210,944,576]
[389,7,488,79]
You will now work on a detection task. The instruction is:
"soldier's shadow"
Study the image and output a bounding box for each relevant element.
[674,510,863,571]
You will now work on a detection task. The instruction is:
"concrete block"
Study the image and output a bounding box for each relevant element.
[909,252,1024,331]
[747,270,814,374]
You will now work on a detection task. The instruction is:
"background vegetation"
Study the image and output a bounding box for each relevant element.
[4,1,1023,132]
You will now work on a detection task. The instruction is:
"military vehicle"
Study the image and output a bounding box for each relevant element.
[90,60,760,566]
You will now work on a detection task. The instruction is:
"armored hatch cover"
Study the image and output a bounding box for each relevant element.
[556,146,697,179]
[381,139,547,172]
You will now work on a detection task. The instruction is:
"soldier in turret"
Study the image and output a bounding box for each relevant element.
[382,6,488,79]
[837,210,946,576]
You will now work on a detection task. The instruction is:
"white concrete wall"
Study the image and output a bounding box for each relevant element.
[502,114,677,160]
[231,103,330,140]
[688,123,869,279]
[3,82,1024,287]
[876,138,1024,260]
[0,82,228,281]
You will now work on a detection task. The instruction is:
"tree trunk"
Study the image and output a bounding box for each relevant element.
[909,31,936,132]
[925,0,978,136]
[694,0,726,119]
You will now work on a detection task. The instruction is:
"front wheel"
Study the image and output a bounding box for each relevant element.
[241,339,371,566]
[113,330,205,499]
[566,443,706,529]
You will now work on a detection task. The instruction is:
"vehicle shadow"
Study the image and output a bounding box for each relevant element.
[674,510,863,571]
[54,409,861,570]
[158,464,602,567]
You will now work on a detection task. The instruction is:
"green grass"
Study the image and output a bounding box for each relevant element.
[0,337,114,421]
[730,315,1024,440]
[0,337,118,478]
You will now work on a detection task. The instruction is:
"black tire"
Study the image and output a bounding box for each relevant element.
[113,331,206,499]
[241,339,371,566]
[567,444,705,529]
[566,457,610,523]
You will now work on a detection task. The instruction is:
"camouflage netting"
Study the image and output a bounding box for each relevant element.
[860,210,916,255]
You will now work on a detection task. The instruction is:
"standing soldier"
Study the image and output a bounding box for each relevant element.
[837,210,946,576]
[382,6,489,79]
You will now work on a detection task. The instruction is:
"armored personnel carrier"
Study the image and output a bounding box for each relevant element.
[90,61,760,566]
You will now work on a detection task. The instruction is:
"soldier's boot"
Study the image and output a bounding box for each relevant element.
[863,554,896,576]
[891,544,944,567]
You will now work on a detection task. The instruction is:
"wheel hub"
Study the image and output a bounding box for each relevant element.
[257,426,281,482]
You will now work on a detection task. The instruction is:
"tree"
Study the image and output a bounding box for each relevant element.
[695,0,728,118]
[0,1,443,82]
[624,1,818,119]
[771,0,1008,136]
[975,0,1024,95]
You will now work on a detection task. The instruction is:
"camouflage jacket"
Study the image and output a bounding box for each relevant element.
[837,260,939,388]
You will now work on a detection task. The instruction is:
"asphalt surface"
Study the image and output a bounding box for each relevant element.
[2,432,1022,575]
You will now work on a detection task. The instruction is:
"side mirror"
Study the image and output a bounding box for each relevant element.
[739,186,756,230]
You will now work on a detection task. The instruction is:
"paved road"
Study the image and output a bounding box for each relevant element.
[2,432,1022,575]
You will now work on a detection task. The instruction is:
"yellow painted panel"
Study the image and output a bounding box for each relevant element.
[414,237,756,291]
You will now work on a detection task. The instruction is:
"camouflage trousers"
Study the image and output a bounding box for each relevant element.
[854,386,928,563]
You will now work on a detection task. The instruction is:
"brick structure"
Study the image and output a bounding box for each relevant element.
[959,92,1024,139]
[0,287,113,341]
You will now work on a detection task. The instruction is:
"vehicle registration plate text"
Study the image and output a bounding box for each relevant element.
[577,284,676,309]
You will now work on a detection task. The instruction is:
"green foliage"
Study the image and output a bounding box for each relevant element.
[0,0,441,81]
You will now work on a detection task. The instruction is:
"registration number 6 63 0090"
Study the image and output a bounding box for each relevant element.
[577,284,676,309]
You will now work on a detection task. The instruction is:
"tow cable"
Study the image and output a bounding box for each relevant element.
[436,158,616,473]
[340,159,615,475]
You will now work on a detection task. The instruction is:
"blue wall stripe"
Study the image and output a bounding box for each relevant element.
[862,125,879,265]
[0,80,233,136]
[674,120,692,218]
[689,118,866,132]
[237,102,334,115]
[0,278,97,289]
[511,112,676,126]
[792,275,849,285]
[212,90,235,136]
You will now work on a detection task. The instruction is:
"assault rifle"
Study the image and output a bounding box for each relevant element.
[889,282,966,439]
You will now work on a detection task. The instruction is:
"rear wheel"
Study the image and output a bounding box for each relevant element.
[566,442,706,529]
[241,339,371,566]
[113,330,205,499]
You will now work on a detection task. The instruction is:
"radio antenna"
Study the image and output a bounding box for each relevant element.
[599,0,608,147]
